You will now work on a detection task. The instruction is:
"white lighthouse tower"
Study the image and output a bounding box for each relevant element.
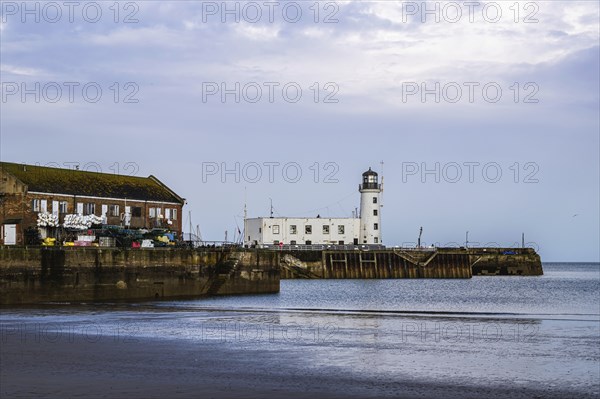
[359,167,382,244]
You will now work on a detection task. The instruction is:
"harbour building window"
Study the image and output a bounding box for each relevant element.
[132,207,142,218]
[374,237,379,243]
[374,223,378,230]
[290,225,297,234]
[110,205,120,217]
[59,201,68,213]
[323,225,330,234]
[305,225,312,234]
[32,199,41,212]
[373,197,377,204]
[273,225,280,234]
[373,209,378,216]
[83,203,95,215]
[172,209,178,220]
[338,225,345,234]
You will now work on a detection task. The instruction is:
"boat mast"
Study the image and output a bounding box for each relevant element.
[243,187,247,246]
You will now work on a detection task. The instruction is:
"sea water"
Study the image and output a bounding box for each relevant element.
[1,263,599,397]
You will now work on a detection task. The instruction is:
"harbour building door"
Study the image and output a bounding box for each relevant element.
[3,224,16,245]
[124,206,131,227]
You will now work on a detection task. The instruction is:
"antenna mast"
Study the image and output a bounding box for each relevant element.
[380,160,384,244]
[380,160,384,206]
[188,210,193,242]
[196,224,202,242]
[243,187,247,247]
[244,187,247,221]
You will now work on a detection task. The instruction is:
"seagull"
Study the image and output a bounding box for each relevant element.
[572,214,578,217]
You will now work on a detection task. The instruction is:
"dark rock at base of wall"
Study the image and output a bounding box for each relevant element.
[468,248,543,276]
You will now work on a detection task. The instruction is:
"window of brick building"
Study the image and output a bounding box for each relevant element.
[110,205,120,217]
[132,207,142,217]
[32,199,41,212]
[83,203,95,215]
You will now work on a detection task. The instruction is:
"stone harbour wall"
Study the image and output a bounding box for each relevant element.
[0,247,280,305]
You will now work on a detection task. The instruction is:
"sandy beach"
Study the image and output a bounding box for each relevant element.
[1,328,597,399]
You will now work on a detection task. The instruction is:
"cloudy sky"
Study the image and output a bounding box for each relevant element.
[1,1,599,261]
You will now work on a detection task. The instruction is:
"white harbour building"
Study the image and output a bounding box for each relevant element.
[244,168,382,247]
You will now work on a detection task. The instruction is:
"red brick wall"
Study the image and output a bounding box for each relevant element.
[1,192,183,244]
[0,193,31,245]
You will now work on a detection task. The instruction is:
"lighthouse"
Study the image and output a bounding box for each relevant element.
[359,167,382,244]
[244,166,384,248]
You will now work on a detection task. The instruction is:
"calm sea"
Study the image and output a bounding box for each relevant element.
[169,262,600,318]
[1,262,599,397]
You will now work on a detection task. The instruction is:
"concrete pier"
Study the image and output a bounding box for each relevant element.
[468,247,543,276]
[0,247,280,305]
[0,246,543,304]
[279,247,542,279]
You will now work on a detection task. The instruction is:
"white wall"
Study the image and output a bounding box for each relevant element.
[359,188,382,244]
[245,217,360,246]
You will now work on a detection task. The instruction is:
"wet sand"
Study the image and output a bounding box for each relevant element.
[1,332,596,399]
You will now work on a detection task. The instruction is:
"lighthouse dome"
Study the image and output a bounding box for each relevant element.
[361,167,379,189]
[362,167,378,177]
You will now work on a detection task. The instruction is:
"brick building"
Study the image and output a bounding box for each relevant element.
[1,162,185,245]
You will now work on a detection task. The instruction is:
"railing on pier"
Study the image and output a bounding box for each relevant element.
[254,244,387,251]
[251,245,534,254]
